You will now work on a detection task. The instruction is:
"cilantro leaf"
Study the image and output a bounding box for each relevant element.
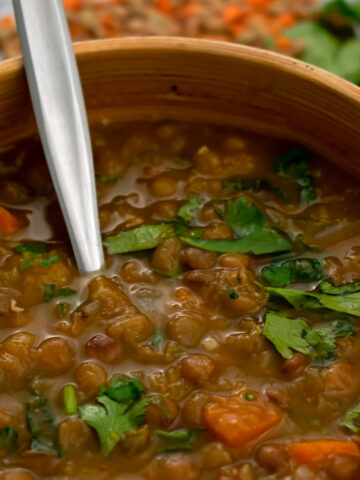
[13,244,46,254]
[151,327,166,349]
[265,282,360,316]
[263,310,311,359]
[155,429,198,453]
[0,427,18,453]
[40,254,59,268]
[319,0,360,25]
[177,198,201,224]
[185,197,291,255]
[318,280,360,295]
[26,398,60,456]
[103,224,175,255]
[99,377,143,404]
[342,402,360,433]
[274,147,316,204]
[79,395,148,456]
[181,227,291,255]
[43,285,76,302]
[261,258,323,286]
[263,311,355,360]
[223,178,289,202]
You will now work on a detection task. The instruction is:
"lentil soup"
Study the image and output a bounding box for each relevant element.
[0,121,360,480]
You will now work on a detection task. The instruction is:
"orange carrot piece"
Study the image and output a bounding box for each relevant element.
[204,396,283,448]
[63,0,83,11]
[288,441,360,467]
[155,0,173,15]
[276,36,291,48]
[0,206,20,236]
[222,5,246,24]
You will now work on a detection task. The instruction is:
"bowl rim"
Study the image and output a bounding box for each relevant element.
[1,36,359,105]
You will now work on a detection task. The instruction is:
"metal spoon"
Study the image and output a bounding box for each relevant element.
[13,0,104,273]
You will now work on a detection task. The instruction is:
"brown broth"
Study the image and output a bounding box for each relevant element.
[0,121,359,480]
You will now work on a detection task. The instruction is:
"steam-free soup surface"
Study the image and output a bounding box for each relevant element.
[0,122,360,480]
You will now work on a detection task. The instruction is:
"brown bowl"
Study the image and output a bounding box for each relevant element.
[0,37,360,174]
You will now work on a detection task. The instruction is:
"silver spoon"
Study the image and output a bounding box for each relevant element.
[13,0,104,273]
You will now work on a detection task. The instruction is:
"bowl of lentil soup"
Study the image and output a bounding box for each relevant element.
[1,37,360,480]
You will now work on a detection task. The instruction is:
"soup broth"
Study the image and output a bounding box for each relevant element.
[0,121,359,480]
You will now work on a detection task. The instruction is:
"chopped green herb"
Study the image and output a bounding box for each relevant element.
[181,231,290,255]
[229,289,239,299]
[26,397,61,456]
[263,310,355,360]
[63,385,78,415]
[265,281,360,316]
[0,427,18,452]
[79,395,148,456]
[40,254,60,268]
[223,178,289,202]
[96,174,120,183]
[177,198,201,224]
[342,402,360,433]
[99,377,143,404]
[55,302,70,318]
[263,310,311,359]
[244,392,255,401]
[103,224,175,255]
[13,244,46,254]
[155,429,196,453]
[318,281,360,295]
[151,327,166,348]
[43,284,56,302]
[57,287,77,297]
[274,147,316,204]
[43,285,76,302]
[261,258,323,287]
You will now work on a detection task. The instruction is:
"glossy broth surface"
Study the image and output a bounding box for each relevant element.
[0,122,360,480]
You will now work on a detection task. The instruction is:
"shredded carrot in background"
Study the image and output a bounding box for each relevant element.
[0,0,317,59]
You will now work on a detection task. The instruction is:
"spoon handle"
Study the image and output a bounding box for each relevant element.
[13,0,104,273]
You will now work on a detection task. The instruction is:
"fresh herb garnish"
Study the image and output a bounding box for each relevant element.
[155,429,196,453]
[182,197,291,255]
[79,377,148,456]
[13,244,46,254]
[342,401,360,433]
[55,302,70,318]
[151,327,166,349]
[263,310,355,359]
[40,254,60,268]
[275,147,316,204]
[99,377,143,404]
[261,258,323,286]
[26,397,61,456]
[95,174,120,184]
[223,178,289,202]
[63,385,78,415]
[0,427,18,452]
[43,284,76,302]
[177,198,201,224]
[103,224,175,255]
[229,289,239,299]
[265,280,360,316]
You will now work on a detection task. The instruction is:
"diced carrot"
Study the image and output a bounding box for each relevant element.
[288,440,360,467]
[0,206,21,236]
[63,0,83,10]
[222,5,246,24]
[155,0,173,15]
[101,12,116,29]
[276,36,291,49]
[276,13,296,28]
[177,3,202,19]
[203,396,283,448]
